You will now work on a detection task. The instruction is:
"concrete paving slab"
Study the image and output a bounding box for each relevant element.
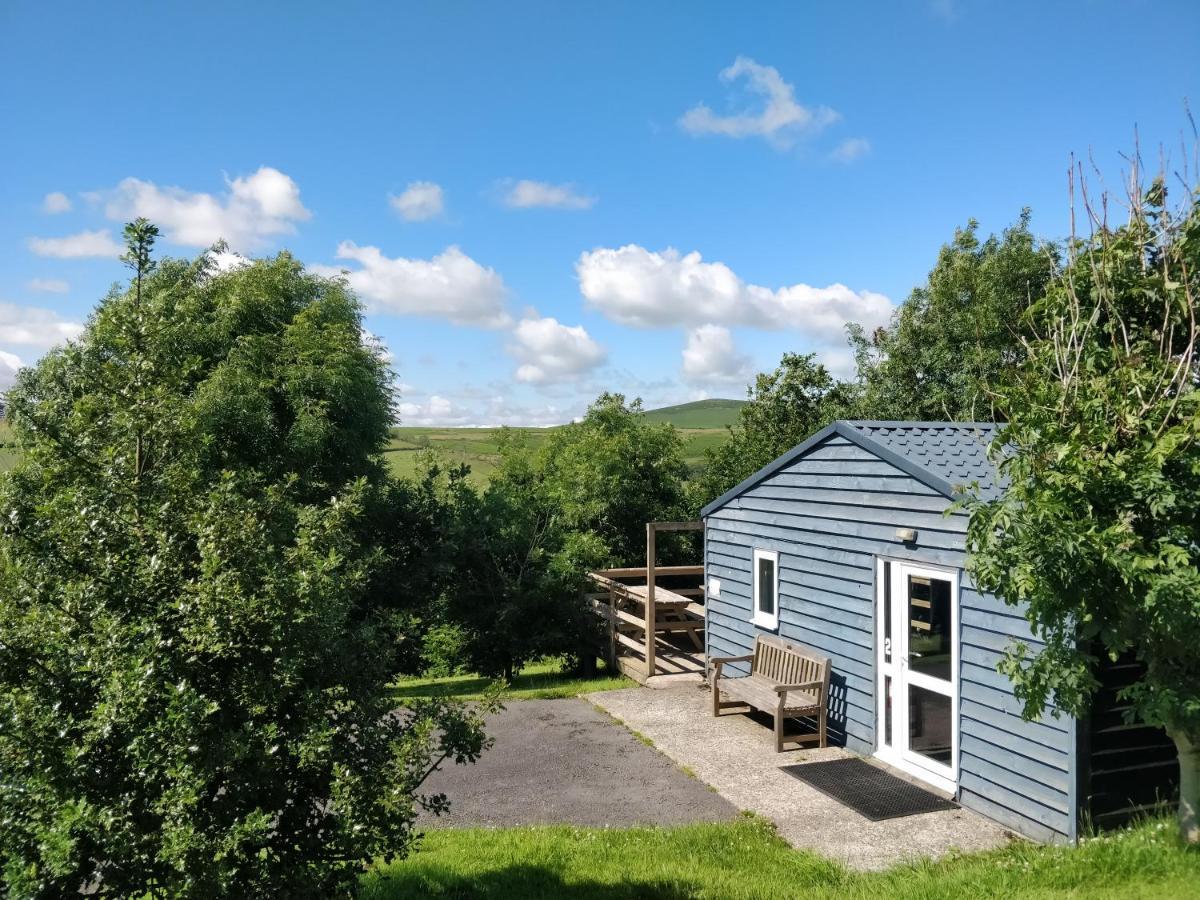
[588,682,1017,870]
[419,697,737,829]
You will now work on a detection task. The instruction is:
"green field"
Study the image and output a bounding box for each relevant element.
[385,399,741,485]
[0,422,18,473]
[641,398,745,429]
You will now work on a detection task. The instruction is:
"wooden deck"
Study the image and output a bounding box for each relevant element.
[586,521,706,684]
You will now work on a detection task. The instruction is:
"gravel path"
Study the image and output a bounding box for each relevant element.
[419,698,737,828]
[589,682,1015,870]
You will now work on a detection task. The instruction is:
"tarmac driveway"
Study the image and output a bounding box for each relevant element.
[418,697,737,828]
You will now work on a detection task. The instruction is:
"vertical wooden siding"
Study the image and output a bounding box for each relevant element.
[704,433,1075,842]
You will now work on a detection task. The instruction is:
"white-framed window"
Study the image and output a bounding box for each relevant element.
[751,548,779,630]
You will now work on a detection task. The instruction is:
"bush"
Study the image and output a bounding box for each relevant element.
[421,623,471,678]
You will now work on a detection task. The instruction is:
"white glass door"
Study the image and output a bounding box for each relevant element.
[875,559,958,794]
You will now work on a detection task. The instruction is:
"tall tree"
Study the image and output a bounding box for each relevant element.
[965,175,1200,842]
[691,353,855,508]
[448,432,606,679]
[538,393,689,565]
[0,223,488,897]
[441,395,690,677]
[849,211,1058,421]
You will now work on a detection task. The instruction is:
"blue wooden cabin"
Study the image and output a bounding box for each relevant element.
[701,420,1177,843]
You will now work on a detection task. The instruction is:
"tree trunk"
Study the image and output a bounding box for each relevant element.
[1169,730,1199,844]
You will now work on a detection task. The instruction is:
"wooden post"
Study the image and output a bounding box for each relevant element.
[645,522,656,676]
[607,587,617,669]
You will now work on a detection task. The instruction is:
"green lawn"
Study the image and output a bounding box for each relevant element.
[391,658,630,702]
[364,816,1200,900]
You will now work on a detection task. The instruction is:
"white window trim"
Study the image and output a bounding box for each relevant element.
[751,548,779,630]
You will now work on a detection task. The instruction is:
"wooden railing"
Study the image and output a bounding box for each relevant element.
[586,521,704,681]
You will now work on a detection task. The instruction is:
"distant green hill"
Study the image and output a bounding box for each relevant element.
[641,399,745,429]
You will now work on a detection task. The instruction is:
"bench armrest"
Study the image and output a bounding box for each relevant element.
[710,654,753,666]
[773,680,824,693]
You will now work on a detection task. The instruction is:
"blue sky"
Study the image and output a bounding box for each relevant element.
[2,1,1197,425]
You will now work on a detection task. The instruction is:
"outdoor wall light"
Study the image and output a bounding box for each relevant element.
[895,527,918,543]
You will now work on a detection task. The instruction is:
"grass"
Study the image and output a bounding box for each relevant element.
[383,400,742,487]
[641,399,746,429]
[384,424,731,486]
[363,816,1200,900]
[391,658,631,703]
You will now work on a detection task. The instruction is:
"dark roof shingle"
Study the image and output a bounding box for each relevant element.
[844,421,1006,501]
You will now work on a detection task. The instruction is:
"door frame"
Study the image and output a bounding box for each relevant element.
[874,556,960,795]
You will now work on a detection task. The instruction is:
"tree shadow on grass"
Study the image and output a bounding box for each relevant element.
[391,674,500,702]
[390,663,626,703]
[363,863,695,899]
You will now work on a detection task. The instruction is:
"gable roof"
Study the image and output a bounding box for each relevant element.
[700,420,1006,518]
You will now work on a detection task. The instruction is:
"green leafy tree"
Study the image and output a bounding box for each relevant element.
[373,451,477,675]
[439,396,688,678]
[691,353,855,508]
[965,176,1200,842]
[849,211,1058,421]
[0,222,488,897]
[538,393,689,565]
[448,432,606,679]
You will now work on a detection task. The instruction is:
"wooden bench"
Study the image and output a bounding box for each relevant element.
[710,634,830,752]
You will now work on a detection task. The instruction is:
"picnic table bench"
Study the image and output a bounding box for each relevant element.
[710,633,830,752]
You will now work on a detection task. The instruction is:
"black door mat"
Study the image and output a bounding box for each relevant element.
[780,757,958,821]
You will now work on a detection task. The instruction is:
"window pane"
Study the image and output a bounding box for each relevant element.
[908,575,952,681]
[883,674,893,747]
[909,684,953,765]
[758,558,775,616]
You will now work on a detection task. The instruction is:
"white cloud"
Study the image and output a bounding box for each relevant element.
[205,249,251,273]
[830,137,871,163]
[42,192,72,214]
[390,181,445,221]
[0,302,84,347]
[0,350,22,391]
[397,395,473,427]
[681,324,752,385]
[361,327,395,364]
[396,388,573,427]
[28,229,123,259]
[679,56,839,149]
[319,242,511,328]
[480,396,571,427]
[27,278,69,293]
[508,314,606,384]
[577,244,892,339]
[100,167,310,251]
[817,347,858,381]
[500,179,595,210]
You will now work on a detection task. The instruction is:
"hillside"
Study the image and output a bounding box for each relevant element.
[640,399,745,429]
[385,399,744,485]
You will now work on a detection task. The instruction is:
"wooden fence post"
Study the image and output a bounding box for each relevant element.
[607,587,617,669]
[645,522,656,677]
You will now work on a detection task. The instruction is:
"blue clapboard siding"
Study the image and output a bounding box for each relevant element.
[704,432,1076,843]
[958,579,1075,842]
